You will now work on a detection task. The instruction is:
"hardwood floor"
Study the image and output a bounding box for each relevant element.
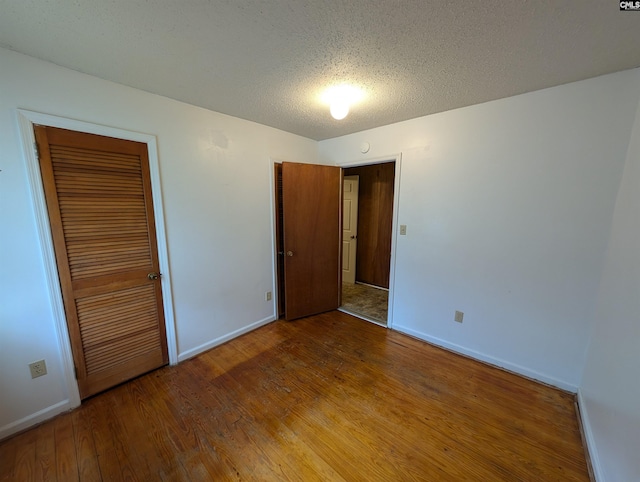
[0,311,590,481]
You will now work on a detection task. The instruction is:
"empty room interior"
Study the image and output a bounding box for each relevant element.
[1,2,639,481]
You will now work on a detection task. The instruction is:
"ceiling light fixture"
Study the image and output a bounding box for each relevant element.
[330,101,350,120]
[322,85,364,121]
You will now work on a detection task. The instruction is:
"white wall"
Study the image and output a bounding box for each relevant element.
[579,91,640,482]
[0,48,318,437]
[319,69,640,391]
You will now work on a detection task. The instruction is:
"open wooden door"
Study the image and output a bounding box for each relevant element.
[282,162,342,320]
[35,125,169,399]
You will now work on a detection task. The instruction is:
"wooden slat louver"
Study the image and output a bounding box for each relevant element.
[50,146,153,280]
[76,285,161,375]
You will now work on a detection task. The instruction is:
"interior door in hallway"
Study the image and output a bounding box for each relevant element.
[282,162,342,320]
[343,162,395,289]
[35,125,169,399]
[342,175,359,284]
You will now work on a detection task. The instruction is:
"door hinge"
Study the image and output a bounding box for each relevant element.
[74,366,78,379]
[34,141,40,159]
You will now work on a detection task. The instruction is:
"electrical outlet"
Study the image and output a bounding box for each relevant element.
[454,311,464,323]
[265,291,272,301]
[29,359,47,379]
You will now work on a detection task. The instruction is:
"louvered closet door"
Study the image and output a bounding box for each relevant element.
[35,125,168,399]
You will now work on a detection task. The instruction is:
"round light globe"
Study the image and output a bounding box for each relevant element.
[330,101,349,120]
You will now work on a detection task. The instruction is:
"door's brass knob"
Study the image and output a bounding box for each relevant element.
[148,272,160,280]
[286,251,294,257]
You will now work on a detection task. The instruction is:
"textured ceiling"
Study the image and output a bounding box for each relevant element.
[1,1,640,140]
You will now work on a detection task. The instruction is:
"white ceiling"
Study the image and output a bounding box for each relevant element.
[1,1,640,140]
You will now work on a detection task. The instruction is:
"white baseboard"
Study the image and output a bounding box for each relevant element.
[576,390,604,481]
[178,315,276,362]
[0,399,74,441]
[393,324,578,393]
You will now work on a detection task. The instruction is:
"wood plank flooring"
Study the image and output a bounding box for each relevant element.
[0,311,590,481]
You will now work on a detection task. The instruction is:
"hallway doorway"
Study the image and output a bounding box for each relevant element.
[339,161,395,326]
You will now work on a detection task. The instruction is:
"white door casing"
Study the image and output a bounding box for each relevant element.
[16,109,178,418]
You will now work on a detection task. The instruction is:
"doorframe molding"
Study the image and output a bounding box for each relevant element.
[269,158,282,320]
[16,109,179,408]
[335,154,402,329]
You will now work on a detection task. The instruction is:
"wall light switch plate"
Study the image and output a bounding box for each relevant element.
[454,311,464,323]
[400,225,407,235]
